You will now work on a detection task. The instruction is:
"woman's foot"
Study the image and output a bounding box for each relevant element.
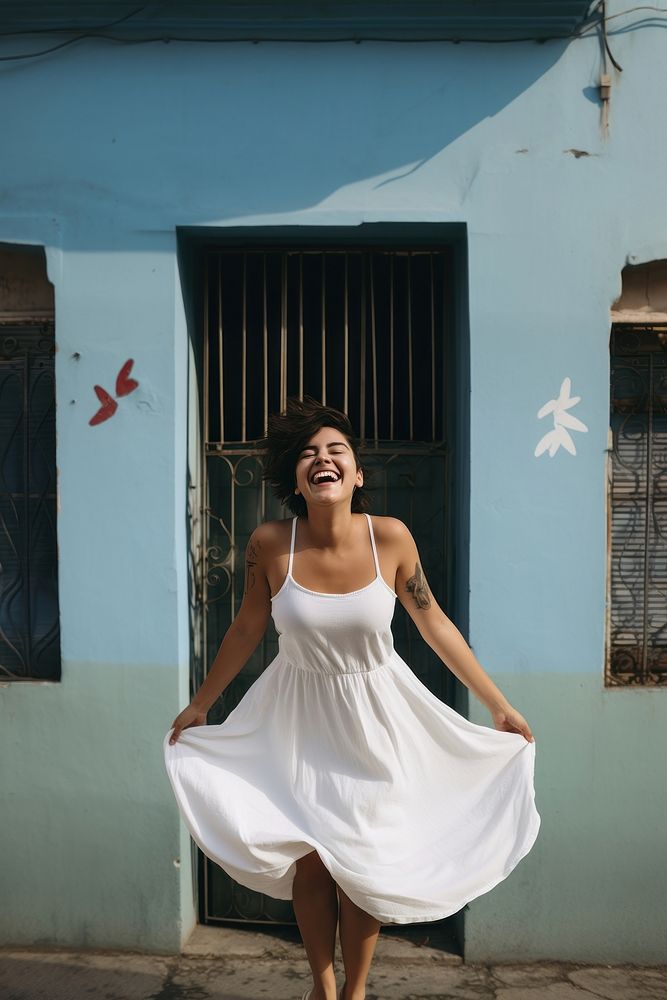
[339,987,366,1000]
[301,981,339,1000]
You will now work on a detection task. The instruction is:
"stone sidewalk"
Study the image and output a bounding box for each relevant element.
[1,924,665,999]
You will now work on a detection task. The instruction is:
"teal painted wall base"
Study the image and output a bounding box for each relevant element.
[465,672,667,964]
[0,662,195,954]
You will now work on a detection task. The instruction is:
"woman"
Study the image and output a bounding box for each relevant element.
[164,395,540,1000]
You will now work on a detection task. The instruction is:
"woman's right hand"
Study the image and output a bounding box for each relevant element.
[168,703,208,745]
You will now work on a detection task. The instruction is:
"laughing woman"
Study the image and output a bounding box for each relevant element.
[164,394,540,1000]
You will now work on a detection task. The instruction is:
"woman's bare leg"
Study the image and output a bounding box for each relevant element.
[292,851,339,1000]
[337,885,382,1000]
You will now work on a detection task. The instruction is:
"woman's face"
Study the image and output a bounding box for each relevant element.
[293,425,363,509]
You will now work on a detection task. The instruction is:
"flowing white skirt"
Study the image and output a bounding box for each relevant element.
[163,650,541,924]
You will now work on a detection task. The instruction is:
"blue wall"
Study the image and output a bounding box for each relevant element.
[0,1,665,960]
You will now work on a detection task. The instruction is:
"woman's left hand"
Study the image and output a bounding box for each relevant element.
[491,705,535,743]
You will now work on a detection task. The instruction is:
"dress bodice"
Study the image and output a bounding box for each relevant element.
[271,513,397,676]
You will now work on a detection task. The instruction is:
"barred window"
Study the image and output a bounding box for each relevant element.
[0,245,60,682]
[607,323,667,686]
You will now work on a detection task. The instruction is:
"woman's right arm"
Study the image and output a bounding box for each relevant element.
[168,524,274,744]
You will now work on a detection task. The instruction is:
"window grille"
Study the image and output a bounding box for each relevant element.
[0,322,60,681]
[607,325,667,686]
[204,249,451,447]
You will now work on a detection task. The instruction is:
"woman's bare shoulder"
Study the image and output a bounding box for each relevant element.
[370,514,411,541]
[250,517,292,548]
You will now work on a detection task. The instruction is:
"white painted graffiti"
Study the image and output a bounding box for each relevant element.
[535,376,588,457]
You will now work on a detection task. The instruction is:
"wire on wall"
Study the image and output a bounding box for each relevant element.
[0,3,665,63]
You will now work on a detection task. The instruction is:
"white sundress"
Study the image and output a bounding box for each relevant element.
[163,512,541,924]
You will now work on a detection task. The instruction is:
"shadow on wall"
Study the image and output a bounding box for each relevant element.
[0,37,573,249]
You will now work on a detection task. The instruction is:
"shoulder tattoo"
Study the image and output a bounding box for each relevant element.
[244,536,261,594]
[406,562,431,610]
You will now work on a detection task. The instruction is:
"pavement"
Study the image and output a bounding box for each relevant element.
[1,924,665,999]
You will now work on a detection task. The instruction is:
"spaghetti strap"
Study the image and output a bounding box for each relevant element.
[287,515,298,577]
[364,512,381,580]
[291,514,378,582]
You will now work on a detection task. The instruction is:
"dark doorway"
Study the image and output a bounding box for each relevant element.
[178,226,469,950]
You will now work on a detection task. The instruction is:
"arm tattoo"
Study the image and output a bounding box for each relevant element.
[244,537,261,595]
[406,562,431,610]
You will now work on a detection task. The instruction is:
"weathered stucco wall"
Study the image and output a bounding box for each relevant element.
[0,0,665,960]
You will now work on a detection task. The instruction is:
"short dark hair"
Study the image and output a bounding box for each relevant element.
[260,395,372,518]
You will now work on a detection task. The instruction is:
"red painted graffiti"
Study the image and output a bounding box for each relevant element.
[116,358,139,397]
[89,359,139,426]
[89,385,118,425]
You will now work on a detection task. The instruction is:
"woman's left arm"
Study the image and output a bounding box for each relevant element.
[384,518,535,743]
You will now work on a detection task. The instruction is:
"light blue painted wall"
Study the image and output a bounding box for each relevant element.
[0,1,665,960]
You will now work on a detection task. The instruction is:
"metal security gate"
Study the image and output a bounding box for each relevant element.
[193,245,458,925]
[0,321,60,682]
[607,324,667,686]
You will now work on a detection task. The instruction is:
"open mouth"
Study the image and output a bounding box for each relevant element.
[310,470,341,486]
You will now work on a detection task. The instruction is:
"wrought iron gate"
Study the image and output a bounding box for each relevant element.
[192,246,458,924]
[607,324,667,686]
[0,321,60,682]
